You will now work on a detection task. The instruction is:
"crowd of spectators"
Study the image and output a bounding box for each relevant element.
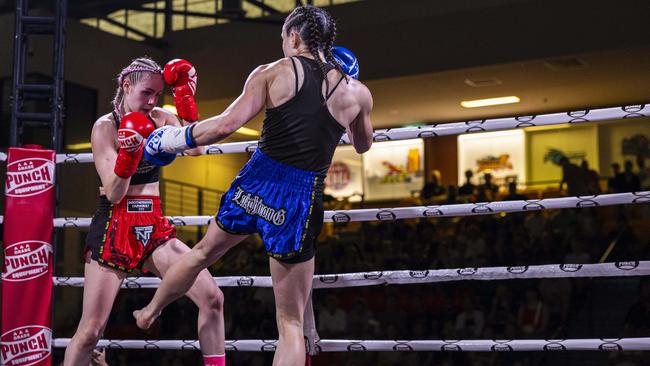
[49,158,650,365]
[421,156,649,206]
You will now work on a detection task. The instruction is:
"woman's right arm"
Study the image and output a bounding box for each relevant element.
[91,119,131,203]
[347,84,374,154]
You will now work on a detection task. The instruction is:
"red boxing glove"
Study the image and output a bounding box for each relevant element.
[164,59,199,122]
[114,112,155,178]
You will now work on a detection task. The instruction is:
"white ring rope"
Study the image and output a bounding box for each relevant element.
[1,104,646,163]
[52,261,650,289]
[51,337,650,352]
[1,191,644,228]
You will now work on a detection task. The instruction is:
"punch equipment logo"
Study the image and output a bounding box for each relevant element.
[409,270,429,278]
[363,271,383,280]
[491,339,514,352]
[1,326,52,366]
[376,210,396,221]
[331,212,351,223]
[237,277,254,287]
[507,266,529,274]
[422,206,444,216]
[319,275,338,284]
[6,158,55,197]
[560,264,582,272]
[615,261,639,270]
[2,241,52,282]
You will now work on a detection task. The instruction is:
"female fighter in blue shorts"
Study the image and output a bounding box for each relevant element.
[135,6,373,365]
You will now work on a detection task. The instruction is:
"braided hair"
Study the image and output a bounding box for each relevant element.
[112,57,162,116]
[284,5,345,96]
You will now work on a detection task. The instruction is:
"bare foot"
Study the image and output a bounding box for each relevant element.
[133,307,160,330]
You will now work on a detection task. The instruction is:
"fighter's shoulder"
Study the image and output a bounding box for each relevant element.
[346,78,372,104]
[91,113,118,148]
[92,113,116,132]
[254,57,296,78]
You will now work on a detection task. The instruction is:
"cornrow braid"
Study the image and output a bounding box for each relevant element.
[322,11,346,82]
[112,57,162,116]
[284,5,343,97]
[303,7,331,95]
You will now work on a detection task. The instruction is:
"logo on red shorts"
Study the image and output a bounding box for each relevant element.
[5,158,55,197]
[2,241,52,282]
[1,326,52,366]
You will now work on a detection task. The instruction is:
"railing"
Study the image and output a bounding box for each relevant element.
[161,179,223,242]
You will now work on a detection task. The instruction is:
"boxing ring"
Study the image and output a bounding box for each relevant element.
[2,103,650,359]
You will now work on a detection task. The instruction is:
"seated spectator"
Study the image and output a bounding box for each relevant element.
[346,297,378,337]
[637,155,650,190]
[318,294,347,337]
[622,160,641,192]
[504,182,527,201]
[564,239,591,264]
[581,160,601,194]
[623,279,650,337]
[475,185,489,202]
[559,157,588,196]
[517,288,549,336]
[377,294,408,333]
[480,172,499,200]
[538,279,572,332]
[420,170,445,202]
[454,297,485,338]
[458,169,477,196]
[487,284,516,337]
[608,163,625,193]
[442,185,459,204]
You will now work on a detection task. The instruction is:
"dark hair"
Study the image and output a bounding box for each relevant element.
[283,5,345,95]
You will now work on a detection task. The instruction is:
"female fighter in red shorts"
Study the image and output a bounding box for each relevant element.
[64,57,226,366]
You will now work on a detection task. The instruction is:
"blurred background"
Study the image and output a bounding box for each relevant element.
[0,0,649,364]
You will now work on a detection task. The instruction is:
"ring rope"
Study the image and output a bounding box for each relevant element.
[51,260,650,289]
[1,104,646,164]
[51,337,650,352]
[1,191,643,228]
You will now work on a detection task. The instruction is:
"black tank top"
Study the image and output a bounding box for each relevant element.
[109,111,160,185]
[258,56,346,175]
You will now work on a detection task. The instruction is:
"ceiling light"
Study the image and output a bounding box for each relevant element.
[460,96,520,108]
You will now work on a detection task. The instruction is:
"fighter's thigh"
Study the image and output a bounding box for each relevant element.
[76,254,126,333]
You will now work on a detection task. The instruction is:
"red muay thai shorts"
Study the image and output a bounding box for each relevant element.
[85,195,176,272]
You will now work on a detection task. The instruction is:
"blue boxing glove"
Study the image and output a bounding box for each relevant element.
[143,126,178,167]
[332,45,359,79]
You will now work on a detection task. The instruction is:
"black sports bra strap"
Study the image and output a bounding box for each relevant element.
[290,57,299,96]
[325,74,346,101]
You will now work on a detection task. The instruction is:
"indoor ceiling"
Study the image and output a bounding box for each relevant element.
[3,0,648,140]
[366,46,650,128]
[223,45,650,139]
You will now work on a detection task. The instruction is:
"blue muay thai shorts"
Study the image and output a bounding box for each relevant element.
[216,149,324,263]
